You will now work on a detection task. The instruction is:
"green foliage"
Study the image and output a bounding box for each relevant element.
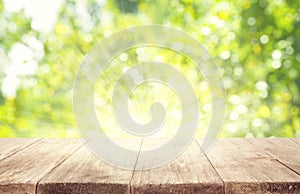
[0,0,2,13]
[0,0,299,137]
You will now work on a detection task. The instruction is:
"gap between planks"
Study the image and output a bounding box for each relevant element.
[195,138,225,194]
[130,138,223,193]
[0,138,43,163]
[2,138,298,194]
[204,138,300,193]
[129,138,144,194]
[245,138,300,177]
[34,140,88,194]
[36,138,144,194]
[0,139,84,194]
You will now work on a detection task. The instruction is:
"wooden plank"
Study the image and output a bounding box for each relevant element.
[0,139,83,194]
[247,138,300,175]
[37,138,143,194]
[198,138,300,194]
[0,138,41,161]
[131,139,223,194]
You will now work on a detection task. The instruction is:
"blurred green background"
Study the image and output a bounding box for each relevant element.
[0,0,300,138]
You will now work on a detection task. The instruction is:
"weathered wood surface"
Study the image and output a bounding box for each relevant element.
[0,139,83,194]
[131,139,223,194]
[0,138,299,194]
[0,138,41,161]
[247,138,300,176]
[198,138,300,194]
[38,139,142,194]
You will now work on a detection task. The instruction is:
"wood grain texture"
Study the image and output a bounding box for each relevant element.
[0,138,41,161]
[198,138,300,194]
[0,139,82,194]
[1,138,300,194]
[247,138,300,175]
[37,139,143,194]
[131,139,223,194]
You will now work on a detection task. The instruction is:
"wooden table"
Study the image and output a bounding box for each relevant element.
[0,138,299,194]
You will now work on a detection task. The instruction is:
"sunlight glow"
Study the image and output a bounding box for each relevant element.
[4,0,63,32]
[1,75,19,98]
